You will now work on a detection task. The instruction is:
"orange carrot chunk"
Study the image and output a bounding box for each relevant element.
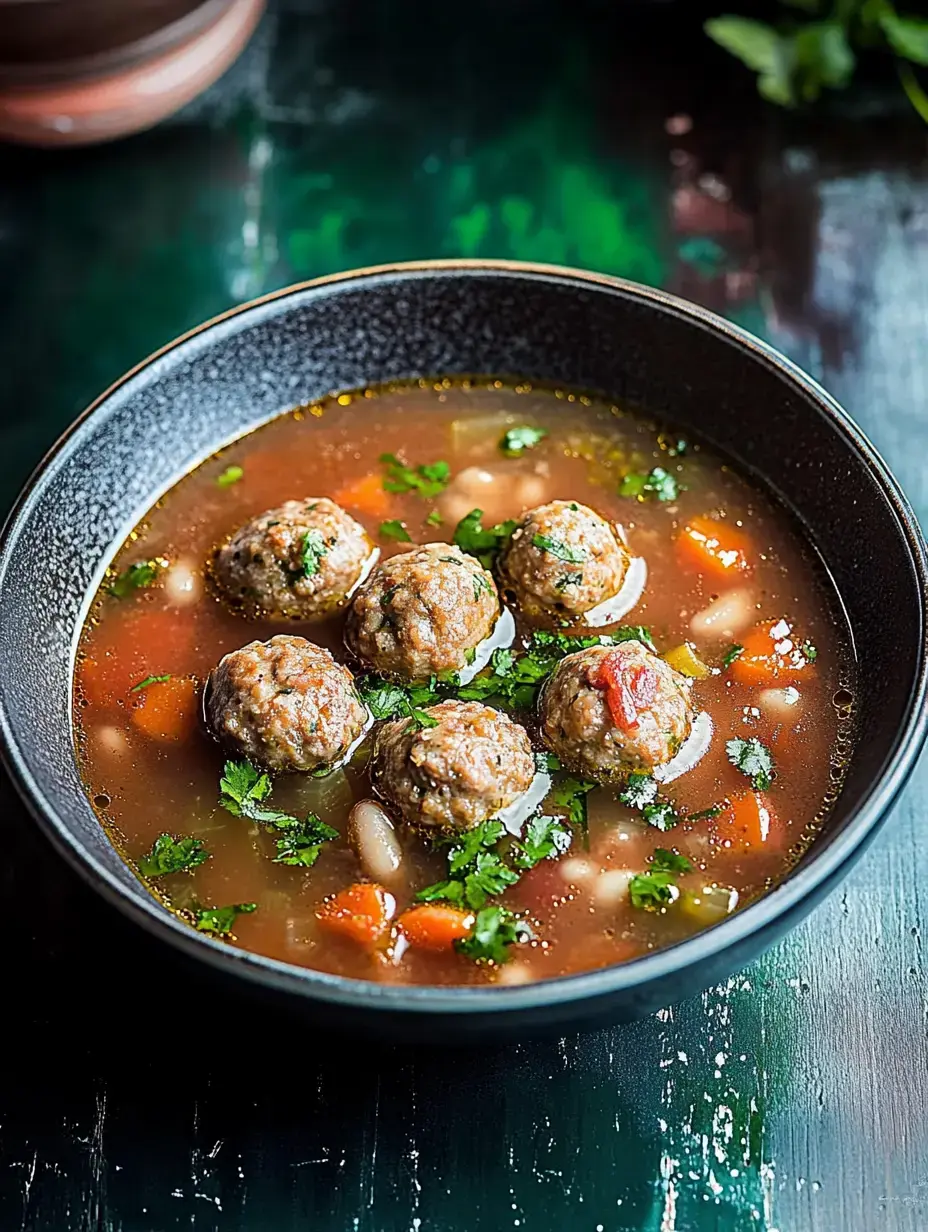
[398,904,475,951]
[729,619,814,686]
[677,514,751,579]
[333,472,391,518]
[80,609,195,706]
[717,790,780,851]
[316,882,396,947]
[131,676,199,742]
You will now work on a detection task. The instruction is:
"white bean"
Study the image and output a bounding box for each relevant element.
[163,558,202,606]
[347,799,404,884]
[593,869,634,907]
[689,588,755,641]
[759,686,802,720]
[497,962,534,986]
[94,724,130,759]
[559,857,596,886]
[439,465,551,526]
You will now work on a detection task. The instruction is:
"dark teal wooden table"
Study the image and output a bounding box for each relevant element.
[1,3,927,1228]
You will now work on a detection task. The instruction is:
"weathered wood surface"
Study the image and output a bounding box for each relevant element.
[0,3,926,1228]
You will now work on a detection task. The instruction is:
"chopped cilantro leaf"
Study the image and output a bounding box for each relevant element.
[513,815,572,869]
[500,426,547,457]
[455,906,531,964]
[216,465,244,488]
[356,677,411,719]
[379,519,412,542]
[425,509,443,527]
[445,820,506,874]
[301,529,329,577]
[628,870,676,910]
[726,736,774,791]
[130,674,171,692]
[453,508,518,567]
[722,644,744,670]
[219,760,339,863]
[462,851,521,907]
[619,466,680,503]
[551,775,597,834]
[406,707,439,732]
[536,750,560,772]
[801,640,818,662]
[139,833,208,877]
[195,902,257,935]
[556,571,584,591]
[532,533,588,564]
[642,802,679,831]
[686,804,723,822]
[107,560,162,599]
[273,814,339,866]
[651,847,693,875]
[415,878,465,905]
[619,773,658,809]
[380,453,451,499]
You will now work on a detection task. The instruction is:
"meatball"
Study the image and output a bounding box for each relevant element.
[345,543,500,681]
[207,634,367,773]
[540,641,693,780]
[497,500,630,622]
[371,700,535,831]
[212,498,374,620]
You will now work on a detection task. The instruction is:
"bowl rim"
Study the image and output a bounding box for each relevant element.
[2,257,927,1016]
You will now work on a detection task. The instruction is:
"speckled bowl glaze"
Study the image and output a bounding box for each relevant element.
[1,261,926,1041]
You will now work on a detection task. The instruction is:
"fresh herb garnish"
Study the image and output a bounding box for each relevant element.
[801,640,818,662]
[556,571,584,591]
[107,560,162,599]
[453,508,518,568]
[726,737,774,791]
[139,833,208,877]
[379,519,412,542]
[130,673,171,692]
[619,773,659,809]
[356,674,443,731]
[641,801,680,831]
[532,534,588,564]
[687,804,724,822]
[512,814,572,869]
[219,760,338,866]
[629,847,693,910]
[425,509,443,527]
[722,644,744,670]
[216,465,244,487]
[300,529,329,577]
[499,426,548,457]
[455,906,532,963]
[417,821,519,910]
[551,775,597,834]
[651,847,693,875]
[195,902,257,935]
[619,466,680,502]
[380,453,451,499]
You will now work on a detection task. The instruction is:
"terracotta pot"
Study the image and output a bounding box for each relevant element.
[0,0,266,146]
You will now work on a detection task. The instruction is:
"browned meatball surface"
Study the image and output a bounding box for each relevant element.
[345,543,500,682]
[540,641,694,781]
[213,498,374,620]
[207,634,367,773]
[497,500,630,623]
[371,699,535,831]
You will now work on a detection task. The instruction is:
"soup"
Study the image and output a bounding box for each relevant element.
[74,381,855,986]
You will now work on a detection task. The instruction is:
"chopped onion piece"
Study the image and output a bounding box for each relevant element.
[653,710,713,784]
[459,606,515,684]
[583,556,648,628]
[498,766,553,837]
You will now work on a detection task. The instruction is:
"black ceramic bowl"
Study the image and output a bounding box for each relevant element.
[1,261,926,1041]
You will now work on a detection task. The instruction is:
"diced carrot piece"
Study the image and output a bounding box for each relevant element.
[677,514,752,578]
[333,472,391,518]
[716,790,780,851]
[729,619,813,686]
[79,609,195,707]
[398,904,475,951]
[317,883,396,947]
[131,676,200,742]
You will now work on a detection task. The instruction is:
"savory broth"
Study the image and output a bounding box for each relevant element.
[74,381,855,985]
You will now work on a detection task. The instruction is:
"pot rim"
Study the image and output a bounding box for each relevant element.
[2,258,926,1016]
